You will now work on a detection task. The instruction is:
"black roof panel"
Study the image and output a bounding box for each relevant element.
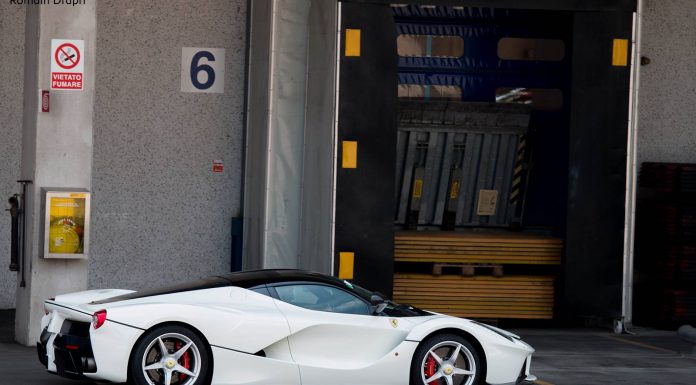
[91,269,364,305]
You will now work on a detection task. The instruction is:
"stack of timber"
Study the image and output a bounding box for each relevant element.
[394,230,561,320]
[393,274,554,319]
[395,231,562,265]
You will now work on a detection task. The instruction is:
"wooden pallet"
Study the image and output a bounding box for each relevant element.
[396,230,563,244]
[432,263,504,277]
[395,230,562,265]
[393,273,555,319]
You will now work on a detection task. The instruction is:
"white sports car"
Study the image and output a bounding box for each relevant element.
[38,269,536,385]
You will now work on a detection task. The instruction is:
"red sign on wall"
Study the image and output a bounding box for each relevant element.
[213,160,224,173]
[41,91,50,113]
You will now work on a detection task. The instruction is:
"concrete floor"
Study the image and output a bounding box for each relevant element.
[514,328,696,385]
[1,309,694,385]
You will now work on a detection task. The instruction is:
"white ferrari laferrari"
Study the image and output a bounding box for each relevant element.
[38,269,536,385]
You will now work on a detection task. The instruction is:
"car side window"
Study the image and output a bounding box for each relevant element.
[274,284,370,315]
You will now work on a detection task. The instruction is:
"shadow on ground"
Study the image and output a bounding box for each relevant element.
[0,309,14,343]
[0,309,96,385]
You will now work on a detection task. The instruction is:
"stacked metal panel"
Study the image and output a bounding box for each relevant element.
[392,3,573,232]
[395,101,531,228]
[635,163,696,327]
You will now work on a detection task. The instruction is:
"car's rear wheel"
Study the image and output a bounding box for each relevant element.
[130,325,210,385]
[410,333,481,385]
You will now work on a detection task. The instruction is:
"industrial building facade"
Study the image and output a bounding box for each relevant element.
[1,0,696,345]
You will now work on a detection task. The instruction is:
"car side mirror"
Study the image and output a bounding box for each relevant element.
[370,294,387,315]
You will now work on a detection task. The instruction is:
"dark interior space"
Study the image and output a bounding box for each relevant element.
[339,0,634,325]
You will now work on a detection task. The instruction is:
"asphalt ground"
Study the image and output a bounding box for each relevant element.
[514,328,696,385]
[1,310,694,385]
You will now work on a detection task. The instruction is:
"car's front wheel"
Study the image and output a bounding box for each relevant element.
[410,333,481,385]
[130,325,210,385]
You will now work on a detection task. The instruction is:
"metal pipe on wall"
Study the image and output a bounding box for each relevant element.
[330,1,342,275]
[18,180,31,288]
[7,180,31,287]
[621,0,643,331]
[7,195,19,272]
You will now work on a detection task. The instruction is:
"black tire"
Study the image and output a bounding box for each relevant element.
[130,325,210,385]
[410,333,481,385]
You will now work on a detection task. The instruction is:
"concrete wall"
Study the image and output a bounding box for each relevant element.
[637,0,696,164]
[15,1,97,346]
[89,0,247,290]
[0,5,26,309]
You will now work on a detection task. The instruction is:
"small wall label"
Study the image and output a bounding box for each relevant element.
[41,90,50,112]
[476,189,499,216]
[213,160,224,173]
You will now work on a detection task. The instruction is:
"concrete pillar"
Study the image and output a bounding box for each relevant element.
[244,0,338,273]
[15,3,96,346]
[0,4,26,310]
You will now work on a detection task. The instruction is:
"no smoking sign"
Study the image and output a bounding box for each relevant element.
[51,39,84,90]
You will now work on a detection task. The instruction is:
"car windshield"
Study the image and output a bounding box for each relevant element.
[331,277,432,317]
[380,300,432,317]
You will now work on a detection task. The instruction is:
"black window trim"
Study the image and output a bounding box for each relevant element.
[248,284,272,297]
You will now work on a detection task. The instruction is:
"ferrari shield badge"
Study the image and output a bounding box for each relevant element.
[390,319,399,328]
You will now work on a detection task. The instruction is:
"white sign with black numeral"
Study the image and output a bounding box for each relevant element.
[181,47,225,93]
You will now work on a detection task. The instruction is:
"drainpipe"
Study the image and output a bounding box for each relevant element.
[619,0,644,334]
[7,196,20,272]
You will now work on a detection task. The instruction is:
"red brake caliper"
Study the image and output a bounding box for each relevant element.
[425,354,437,379]
[175,341,192,382]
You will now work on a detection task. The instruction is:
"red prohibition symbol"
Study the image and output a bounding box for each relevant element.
[55,43,80,70]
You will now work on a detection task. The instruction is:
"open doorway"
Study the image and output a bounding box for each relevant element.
[392,5,572,322]
[334,1,633,325]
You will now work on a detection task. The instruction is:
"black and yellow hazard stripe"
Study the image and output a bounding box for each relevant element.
[510,135,527,205]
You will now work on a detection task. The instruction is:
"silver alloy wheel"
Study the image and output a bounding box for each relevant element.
[420,341,476,385]
[141,332,202,385]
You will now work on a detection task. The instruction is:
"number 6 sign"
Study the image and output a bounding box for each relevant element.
[181,47,225,93]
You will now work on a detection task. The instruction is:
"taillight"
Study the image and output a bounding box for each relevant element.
[92,310,107,329]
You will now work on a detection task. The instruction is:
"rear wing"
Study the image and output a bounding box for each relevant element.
[43,289,134,334]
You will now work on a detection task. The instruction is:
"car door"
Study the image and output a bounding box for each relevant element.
[268,282,414,385]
